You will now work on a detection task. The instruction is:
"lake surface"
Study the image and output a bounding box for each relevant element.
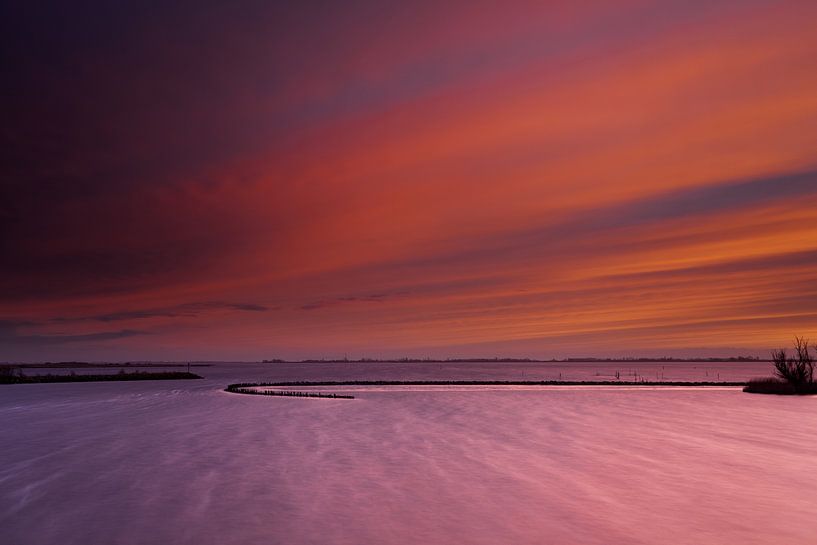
[2,362,815,544]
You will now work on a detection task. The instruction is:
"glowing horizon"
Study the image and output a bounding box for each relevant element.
[3,0,817,361]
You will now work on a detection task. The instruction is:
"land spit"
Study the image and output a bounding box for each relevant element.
[0,371,203,384]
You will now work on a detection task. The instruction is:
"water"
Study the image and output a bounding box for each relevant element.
[2,362,815,544]
[13,360,767,383]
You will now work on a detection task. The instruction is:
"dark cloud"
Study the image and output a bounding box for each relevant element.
[0,234,247,302]
[227,303,268,312]
[596,248,817,284]
[0,322,147,345]
[0,300,267,348]
[0,319,38,329]
[90,309,190,322]
[593,169,817,228]
[515,169,817,254]
[301,292,403,311]
[60,302,270,322]
[375,169,817,275]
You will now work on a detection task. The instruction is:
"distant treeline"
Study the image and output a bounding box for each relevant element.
[225,383,354,399]
[564,356,762,362]
[264,357,539,363]
[0,370,203,384]
[262,356,764,363]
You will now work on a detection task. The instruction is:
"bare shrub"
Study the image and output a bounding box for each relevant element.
[772,337,814,393]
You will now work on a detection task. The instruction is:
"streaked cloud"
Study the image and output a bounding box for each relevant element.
[2,0,816,360]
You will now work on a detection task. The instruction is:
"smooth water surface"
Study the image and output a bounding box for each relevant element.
[2,362,814,545]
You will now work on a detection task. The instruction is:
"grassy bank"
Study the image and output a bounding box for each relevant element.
[743,378,817,395]
[0,371,203,384]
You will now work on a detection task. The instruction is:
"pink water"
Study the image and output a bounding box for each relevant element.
[1,362,815,544]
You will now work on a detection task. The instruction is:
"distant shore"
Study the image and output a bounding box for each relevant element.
[0,362,211,369]
[263,357,766,364]
[0,371,203,385]
[0,358,766,367]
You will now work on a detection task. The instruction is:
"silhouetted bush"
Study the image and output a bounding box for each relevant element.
[773,337,814,390]
[745,337,816,395]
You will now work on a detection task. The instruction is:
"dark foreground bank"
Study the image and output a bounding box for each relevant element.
[743,378,817,395]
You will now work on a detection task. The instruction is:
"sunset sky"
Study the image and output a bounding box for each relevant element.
[3,0,817,361]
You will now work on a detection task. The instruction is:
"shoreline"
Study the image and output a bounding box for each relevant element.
[228,380,746,388]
